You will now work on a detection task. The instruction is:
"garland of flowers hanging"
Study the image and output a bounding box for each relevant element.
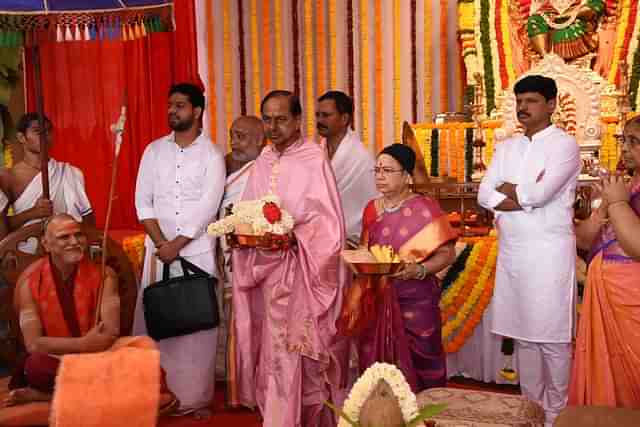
[122,233,146,276]
[441,237,498,353]
[478,0,496,114]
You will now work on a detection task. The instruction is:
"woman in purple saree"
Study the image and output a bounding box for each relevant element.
[337,144,457,392]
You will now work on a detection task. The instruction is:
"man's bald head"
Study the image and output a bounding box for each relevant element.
[229,115,265,163]
[42,214,87,266]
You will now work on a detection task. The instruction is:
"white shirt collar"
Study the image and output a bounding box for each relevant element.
[526,124,556,142]
[167,131,204,148]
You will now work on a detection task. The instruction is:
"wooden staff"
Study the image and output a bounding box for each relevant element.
[94,98,127,326]
[32,46,50,199]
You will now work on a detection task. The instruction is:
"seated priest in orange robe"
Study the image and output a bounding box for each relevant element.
[2,214,175,412]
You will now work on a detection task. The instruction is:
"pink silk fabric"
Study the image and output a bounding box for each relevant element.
[231,139,348,426]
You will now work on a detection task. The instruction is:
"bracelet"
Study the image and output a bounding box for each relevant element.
[416,263,428,280]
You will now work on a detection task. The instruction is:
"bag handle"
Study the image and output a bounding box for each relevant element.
[178,257,210,276]
[161,257,210,280]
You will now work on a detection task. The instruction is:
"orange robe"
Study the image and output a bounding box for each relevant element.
[13,257,101,392]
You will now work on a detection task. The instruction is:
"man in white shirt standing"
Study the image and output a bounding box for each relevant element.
[316,91,377,244]
[134,83,225,418]
[477,75,581,427]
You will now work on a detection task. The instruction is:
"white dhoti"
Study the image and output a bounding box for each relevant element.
[216,161,254,381]
[132,240,218,412]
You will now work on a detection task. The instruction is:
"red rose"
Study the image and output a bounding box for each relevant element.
[263,202,282,224]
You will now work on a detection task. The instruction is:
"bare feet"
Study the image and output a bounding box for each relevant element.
[3,387,52,407]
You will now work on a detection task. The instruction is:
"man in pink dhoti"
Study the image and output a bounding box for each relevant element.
[232,90,347,427]
[570,116,640,409]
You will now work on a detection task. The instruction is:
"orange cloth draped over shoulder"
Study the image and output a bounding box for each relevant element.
[19,257,101,338]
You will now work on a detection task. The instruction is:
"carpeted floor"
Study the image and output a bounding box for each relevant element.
[158,378,520,427]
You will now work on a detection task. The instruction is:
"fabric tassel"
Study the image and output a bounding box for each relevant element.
[135,22,142,39]
[74,25,82,41]
[140,20,147,37]
[84,24,91,41]
[122,24,128,41]
[56,24,63,42]
[65,25,72,41]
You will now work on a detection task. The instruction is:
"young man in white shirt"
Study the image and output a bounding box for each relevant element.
[134,83,225,418]
[477,75,581,427]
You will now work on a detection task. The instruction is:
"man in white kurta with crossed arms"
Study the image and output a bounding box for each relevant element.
[478,75,581,427]
[316,91,377,244]
[134,83,225,418]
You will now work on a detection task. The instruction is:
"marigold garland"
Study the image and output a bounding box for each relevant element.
[360,0,370,146]
[393,0,402,144]
[316,0,327,98]
[249,0,261,115]
[122,233,146,277]
[329,0,338,89]
[292,0,301,95]
[441,238,498,353]
[262,0,272,94]
[374,0,384,150]
[303,0,315,136]
[237,0,247,115]
[223,0,234,145]
[440,0,449,112]
[205,0,216,142]
[347,0,355,101]
[478,0,495,113]
[609,0,632,84]
[274,0,285,88]
[499,0,515,85]
[424,0,433,121]
[411,0,417,123]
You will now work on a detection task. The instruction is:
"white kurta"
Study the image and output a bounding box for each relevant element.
[133,132,226,411]
[478,125,581,343]
[325,130,377,241]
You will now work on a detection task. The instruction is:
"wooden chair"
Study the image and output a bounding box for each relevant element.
[0,223,138,369]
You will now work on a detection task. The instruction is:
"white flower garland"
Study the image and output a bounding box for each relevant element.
[207,194,295,236]
[339,363,419,427]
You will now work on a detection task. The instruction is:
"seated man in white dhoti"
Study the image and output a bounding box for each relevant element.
[217,115,265,406]
[316,91,377,244]
[0,113,94,252]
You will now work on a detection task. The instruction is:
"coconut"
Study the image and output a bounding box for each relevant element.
[358,380,405,427]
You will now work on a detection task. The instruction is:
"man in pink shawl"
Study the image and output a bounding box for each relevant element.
[232,90,348,427]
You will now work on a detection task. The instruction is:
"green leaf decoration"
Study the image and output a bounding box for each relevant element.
[324,400,359,427]
[406,403,447,427]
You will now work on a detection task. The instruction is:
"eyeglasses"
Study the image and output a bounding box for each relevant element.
[372,167,404,176]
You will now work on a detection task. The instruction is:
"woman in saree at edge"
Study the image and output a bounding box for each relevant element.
[337,144,457,392]
[569,116,640,408]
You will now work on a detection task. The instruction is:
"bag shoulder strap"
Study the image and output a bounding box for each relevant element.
[177,257,210,277]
